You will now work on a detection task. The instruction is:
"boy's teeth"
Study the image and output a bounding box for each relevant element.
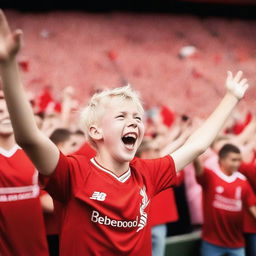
[124,133,137,139]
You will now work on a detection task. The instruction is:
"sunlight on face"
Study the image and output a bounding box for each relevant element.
[98,97,145,163]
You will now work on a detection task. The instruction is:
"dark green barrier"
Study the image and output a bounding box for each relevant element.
[165,230,201,256]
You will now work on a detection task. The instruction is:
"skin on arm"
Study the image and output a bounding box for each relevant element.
[193,157,204,176]
[40,193,54,213]
[249,205,256,219]
[171,71,249,172]
[0,10,59,175]
[159,124,192,157]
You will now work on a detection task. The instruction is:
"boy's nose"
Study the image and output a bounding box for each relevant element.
[127,121,137,128]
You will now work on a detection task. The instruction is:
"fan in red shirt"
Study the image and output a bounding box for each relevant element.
[194,144,256,256]
[239,162,256,256]
[0,10,251,256]
[0,93,48,256]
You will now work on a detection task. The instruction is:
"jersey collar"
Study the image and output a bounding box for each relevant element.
[214,165,245,183]
[90,158,131,183]
[0,144,20,158]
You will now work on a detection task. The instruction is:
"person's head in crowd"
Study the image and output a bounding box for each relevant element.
[49,128,73,155]
[41,112,61,137]
[80,85,144,162]
[0,90,13,137]
[218,143,241,176]
[69,130,86,153]
[136,139,158,159]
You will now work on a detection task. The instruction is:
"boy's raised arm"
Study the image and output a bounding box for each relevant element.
[0,10,59,175]
[171,71,249,172]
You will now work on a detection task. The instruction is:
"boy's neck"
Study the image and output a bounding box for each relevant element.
[220,165,233,176]
[0,134,16,150]
[95,153,130,177]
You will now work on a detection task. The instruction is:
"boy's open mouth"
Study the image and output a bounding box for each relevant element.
[121,133,137,150]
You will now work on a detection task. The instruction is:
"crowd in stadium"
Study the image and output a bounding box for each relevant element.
[1,8,256,256]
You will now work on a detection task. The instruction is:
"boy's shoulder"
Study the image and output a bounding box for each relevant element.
[67,153,92,167]
[130,155,174,171]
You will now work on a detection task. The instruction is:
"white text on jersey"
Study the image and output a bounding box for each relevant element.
[91,210,138,228]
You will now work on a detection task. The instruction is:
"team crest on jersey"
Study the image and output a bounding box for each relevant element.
[136,186,150,232]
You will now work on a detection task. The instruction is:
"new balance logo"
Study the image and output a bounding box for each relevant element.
[90,192,107,201]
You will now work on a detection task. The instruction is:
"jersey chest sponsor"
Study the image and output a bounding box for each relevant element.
[90,186,150,232]
[0,184,39,202]
[91,210,139,228]
[212,186,242,212]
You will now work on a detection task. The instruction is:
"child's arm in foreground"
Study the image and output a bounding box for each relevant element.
[0,10,59,175]
[171,71,249,172]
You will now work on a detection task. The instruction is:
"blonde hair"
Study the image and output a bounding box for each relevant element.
[80,85,144,148]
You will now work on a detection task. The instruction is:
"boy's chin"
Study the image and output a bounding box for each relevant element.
[117,152,136,163]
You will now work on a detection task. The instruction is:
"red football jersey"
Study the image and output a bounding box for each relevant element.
[40,152,176,256]
[239,163,256,233]
[74,142,96,158]
[197,167,255,248]
[0,145,49,256]
[149,188,178,226]
[149,171,184,226]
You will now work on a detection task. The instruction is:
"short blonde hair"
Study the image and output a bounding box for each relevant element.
[80,85,144,148]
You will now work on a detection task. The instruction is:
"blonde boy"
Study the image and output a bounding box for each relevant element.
[0,10,250,256]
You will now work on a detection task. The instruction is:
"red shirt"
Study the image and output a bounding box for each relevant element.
[149,189,178,226]
[197,167,255,248]
[239,163,256,233]
[74,142,96,158]
[42,142,95,236]
[0,146,48,256]
[150,170,184,226]
[40,152,176,256]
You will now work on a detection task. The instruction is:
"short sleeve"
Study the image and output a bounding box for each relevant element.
[242,181,256,208]
[133,155,177,196]
[39,152,72,203]
[239,163,255,177]
[196,168,212,188]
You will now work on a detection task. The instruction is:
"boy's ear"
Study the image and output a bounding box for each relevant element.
[89,125,103,141]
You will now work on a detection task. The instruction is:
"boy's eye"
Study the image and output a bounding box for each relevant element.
[135,117,142,121]
[116,115,124,119]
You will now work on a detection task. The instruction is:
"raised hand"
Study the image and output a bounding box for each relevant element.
[226,71,249,100]
[0,10,22,64]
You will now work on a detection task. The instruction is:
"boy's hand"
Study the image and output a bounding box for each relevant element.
[0,10,22,64]
[226,71,249,100]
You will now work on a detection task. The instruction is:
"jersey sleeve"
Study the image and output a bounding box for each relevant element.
[239,163,254,176]
[242,181,256,209]
[134,155,177,196]
[196,168,212,188]
[39,151,89,203]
